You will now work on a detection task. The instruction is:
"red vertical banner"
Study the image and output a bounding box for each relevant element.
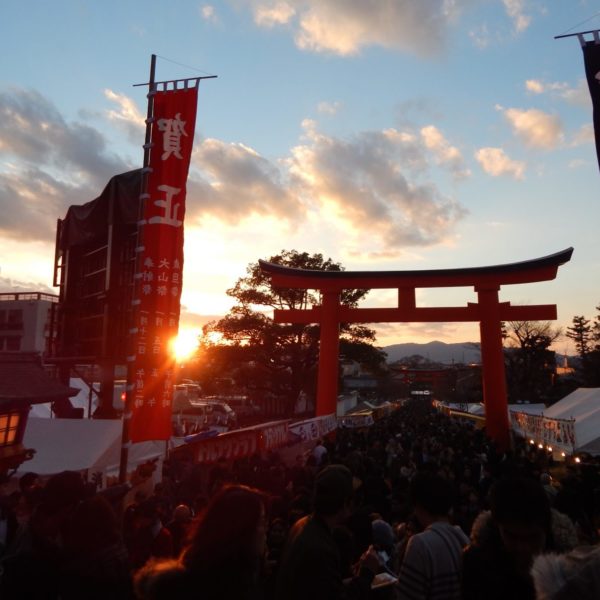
[129,84,198,442]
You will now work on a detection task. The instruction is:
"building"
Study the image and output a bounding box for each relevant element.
[0,292,58,354]
[0,352,77,475]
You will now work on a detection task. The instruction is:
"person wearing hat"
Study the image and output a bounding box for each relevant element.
[276,464,380,600]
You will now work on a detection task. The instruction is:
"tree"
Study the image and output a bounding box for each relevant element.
[504,320,561,403]
[197,250,386,416]
[566,316,592,359]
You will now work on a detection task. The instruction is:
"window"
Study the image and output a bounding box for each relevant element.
[0,412,20,446]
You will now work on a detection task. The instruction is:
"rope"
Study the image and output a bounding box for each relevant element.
[557,11,600,37]
[155,54,216,78]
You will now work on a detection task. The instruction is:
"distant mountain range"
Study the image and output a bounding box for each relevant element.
[381,341,481,365]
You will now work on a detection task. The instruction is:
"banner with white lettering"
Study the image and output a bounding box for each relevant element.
[129,84,198,442]
[583,40,600,172]
[510,411,576,453]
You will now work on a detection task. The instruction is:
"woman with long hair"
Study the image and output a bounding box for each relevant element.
[135,484,267,600]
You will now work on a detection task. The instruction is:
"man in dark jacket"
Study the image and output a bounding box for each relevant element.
[276,464,380,600]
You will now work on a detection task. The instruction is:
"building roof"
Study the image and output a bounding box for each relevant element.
[0,353,77,406]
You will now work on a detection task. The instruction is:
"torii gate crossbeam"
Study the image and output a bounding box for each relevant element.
[259,248,573,451]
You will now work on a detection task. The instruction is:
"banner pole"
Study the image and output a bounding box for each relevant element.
[119,54,157,485]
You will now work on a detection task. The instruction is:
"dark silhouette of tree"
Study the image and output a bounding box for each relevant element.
[196,250,386,416]
[566,316,592,359]
[504,320,561,403]
[566,308,600,386]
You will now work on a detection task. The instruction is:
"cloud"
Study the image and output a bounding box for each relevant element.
[420,125,470,179]
[253,1,295,26]
[285,120,466,248]
[104,88,145,144]
[503,0,531,33]
[0,88,125,185]
[188,138,303,223]
[570,123,594,147]
[475,147,525,179]
[201,5,218,22]
[525,78,589,106]
[500,106,564,149]
[0,274,55,294]
[0,87,131,242]
[0,87,466,256]
[469,24,491,49]
[248,0,467,57]
[317,100,342,115]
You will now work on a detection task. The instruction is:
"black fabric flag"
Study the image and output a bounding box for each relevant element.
[583,40,600,172]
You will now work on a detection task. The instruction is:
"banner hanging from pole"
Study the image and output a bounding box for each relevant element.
[582,37,600,172]
[129,83,199,442]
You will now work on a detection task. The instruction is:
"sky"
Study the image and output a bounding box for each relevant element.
[1,0,600,354]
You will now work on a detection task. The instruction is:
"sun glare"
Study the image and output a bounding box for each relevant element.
[170,329,200,362]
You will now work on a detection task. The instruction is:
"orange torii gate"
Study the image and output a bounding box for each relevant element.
[259,248,573,451]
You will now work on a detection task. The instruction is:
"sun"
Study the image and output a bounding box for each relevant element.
[170,329,200,362]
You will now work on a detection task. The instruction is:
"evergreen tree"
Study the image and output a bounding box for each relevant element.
[566,315,592,359]
[197,250,386,416]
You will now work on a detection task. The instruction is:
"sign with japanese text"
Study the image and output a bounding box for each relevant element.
[510,411,576,453]
[129,84,198,442]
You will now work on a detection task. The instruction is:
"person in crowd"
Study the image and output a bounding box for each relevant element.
[135,484,268,600]
[0,470,88,599]
[275,463,381,600]
[371,518,397,575]
[396,471,469,600]
[312,439,328,467]
[531,543,600,600]
[59,494,132,599]
[165,503,193,557]
[128,497,174,570]
[462,475,576,600]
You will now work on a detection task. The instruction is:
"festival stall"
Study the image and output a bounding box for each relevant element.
[16,417,165,487]
[509,388,600,455]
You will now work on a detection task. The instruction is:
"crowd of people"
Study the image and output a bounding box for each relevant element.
[1,399,600,599]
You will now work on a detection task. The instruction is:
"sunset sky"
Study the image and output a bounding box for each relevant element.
[1,1,600,353]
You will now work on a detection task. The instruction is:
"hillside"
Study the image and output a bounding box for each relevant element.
[382,341,481,365]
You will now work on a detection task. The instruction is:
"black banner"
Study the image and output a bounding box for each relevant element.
[583,41,600,172]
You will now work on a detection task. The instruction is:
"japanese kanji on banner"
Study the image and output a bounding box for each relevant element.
[129,84,198,442]
[582,40,600,172]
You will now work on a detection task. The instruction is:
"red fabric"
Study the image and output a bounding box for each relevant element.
[129,86,198,442]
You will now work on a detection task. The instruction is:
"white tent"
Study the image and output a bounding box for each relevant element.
[543,388,600,454]
[18,417,165,487]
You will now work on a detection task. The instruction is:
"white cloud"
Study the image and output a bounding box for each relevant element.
[475,147,525,179]
[503,0,531,33]
[0,87,129,242]
[189,138,303,223]
[469,24,491,49]
[285,121,466,248]
[570,123,594,147]
[317,100,341,115]
[253,1,295,26]
[501,107,564,149]
[0,87,467,255]
[420,125,470,179]
[201,5,218,22]
[104,89,145,144]
[525,78,589,106]
[249,0,469,57]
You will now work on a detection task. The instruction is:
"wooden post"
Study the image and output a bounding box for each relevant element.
[119,54,156,485]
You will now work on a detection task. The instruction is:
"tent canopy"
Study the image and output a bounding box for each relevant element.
[544,388,600,454]
[19,417,165,481]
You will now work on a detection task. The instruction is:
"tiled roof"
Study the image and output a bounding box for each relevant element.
[0,352,77,406]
